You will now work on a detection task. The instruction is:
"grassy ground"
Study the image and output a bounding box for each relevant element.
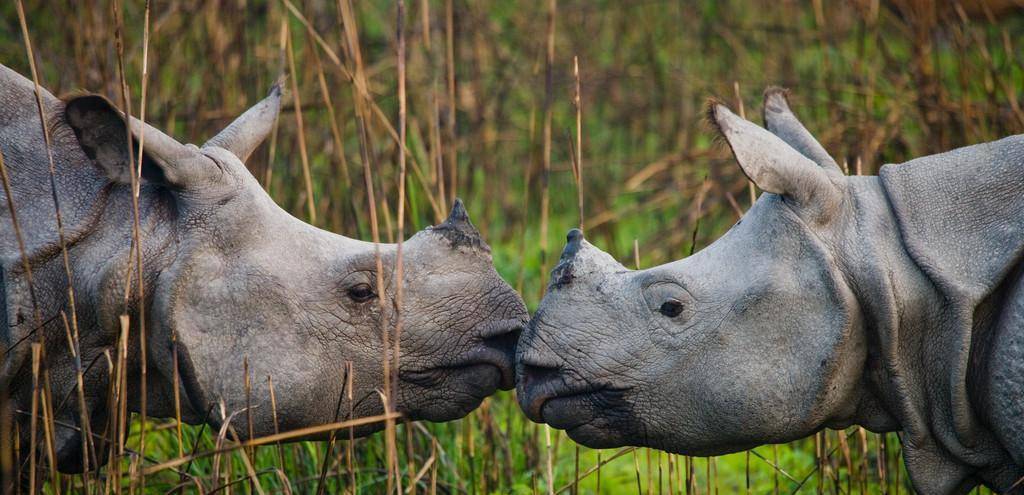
[2,0,1023,492]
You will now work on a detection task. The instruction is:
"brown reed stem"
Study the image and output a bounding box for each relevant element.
[393,3,409,477]
[538,0,557,302]
[571,55,583,230]
[15,5,89,491]
[285,21,317,224]
[444,0,457,199]
[337,1,400,491]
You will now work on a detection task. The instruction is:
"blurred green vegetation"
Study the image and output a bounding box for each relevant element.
[3,0,1022,492]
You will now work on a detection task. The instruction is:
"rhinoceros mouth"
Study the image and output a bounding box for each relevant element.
[520,380,631,429]
[401,319,522,389]
[399,342,519,391]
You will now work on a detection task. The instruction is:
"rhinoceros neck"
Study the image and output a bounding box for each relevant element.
[839,175,1017,493]
[831,177,942,433]
[1,67,183,469]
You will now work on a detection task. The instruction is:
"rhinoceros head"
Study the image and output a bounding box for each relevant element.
[62,81,527,438]
[517,89,866,455]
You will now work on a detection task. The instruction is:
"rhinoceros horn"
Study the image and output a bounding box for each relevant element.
[431,198,487,250]
[203,76,285,162]
[550,228,585,287]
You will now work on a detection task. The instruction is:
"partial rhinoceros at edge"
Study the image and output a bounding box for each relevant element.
[0,63,527,474]
[518,88,1024,493]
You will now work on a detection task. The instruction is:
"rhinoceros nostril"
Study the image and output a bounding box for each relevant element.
[517,359,563,419]
[517,358,563,391]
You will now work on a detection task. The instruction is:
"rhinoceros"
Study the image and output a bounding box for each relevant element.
[0,63,527,474]
[517,88,1024,493]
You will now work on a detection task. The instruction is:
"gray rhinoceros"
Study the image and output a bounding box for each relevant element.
[0,63,527,473]
[517,88,1024,493]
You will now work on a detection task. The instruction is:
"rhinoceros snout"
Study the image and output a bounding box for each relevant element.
[516,356,563,421]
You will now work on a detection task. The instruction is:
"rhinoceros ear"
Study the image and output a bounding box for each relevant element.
[65,94,214,188]
[762,87,843,174]
[707,99,841,219]
[203,77,285,162]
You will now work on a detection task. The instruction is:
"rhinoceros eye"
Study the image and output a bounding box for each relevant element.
[347,283,376,303]
[659,300,684,318]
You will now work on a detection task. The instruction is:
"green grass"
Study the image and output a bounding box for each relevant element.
[2,0,1022,492]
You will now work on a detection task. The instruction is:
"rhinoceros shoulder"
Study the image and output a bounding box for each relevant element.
[879,135,1024,301]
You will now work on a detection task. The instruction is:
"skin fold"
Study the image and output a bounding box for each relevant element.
[0,64,527,473]
[517,88,1024,494]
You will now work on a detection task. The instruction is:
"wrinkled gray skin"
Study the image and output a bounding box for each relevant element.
[0,64,527,474]
[518,88,1024,494]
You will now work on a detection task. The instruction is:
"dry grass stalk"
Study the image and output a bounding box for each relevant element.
[110,1,153,489]
[141,411,401,478]
[538,0,556,300]
[543,426,555,495]
[337,0,376,330]
[745,451,750,494]
[771,444,779,495]
[632,448,643,495]
[40,355,60,495]
[0,141,48,495]
[571,443,579,495]
[244,358,255,486]
[551,446,635,494]
[284,0,444,224]
[171,341,185,493]
[113,315,131,494]
[306,26,354,231]
[15,6,85,488]
[267,375,287,486]
[405,420,417,495]
[571,55,583,230]
[732,81,755,208]
[284,21,317,224]
[336,1,402,490]
[265,18,290,195]
[394,0,409,421]
[345,361,355,494]
[444,0,457,200]
[316,367,352,495]
[28,343,41,495]
[430,437,438,495]
[838,429,854,494]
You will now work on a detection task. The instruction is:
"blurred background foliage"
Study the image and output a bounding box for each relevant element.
[2,0,1023,493]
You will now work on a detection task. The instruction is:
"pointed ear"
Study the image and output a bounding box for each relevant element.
[65,94,214,188]
[762,87,843,174]
[707,100,841,218]
[203,78,285,162]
